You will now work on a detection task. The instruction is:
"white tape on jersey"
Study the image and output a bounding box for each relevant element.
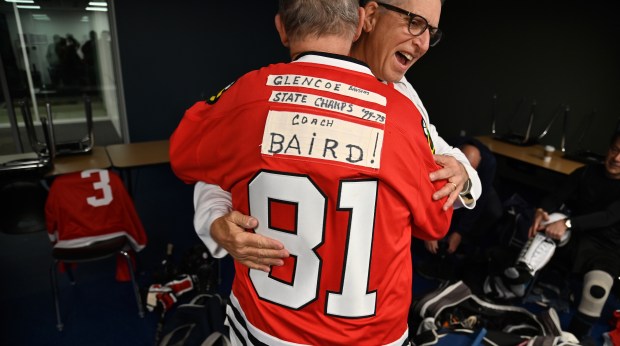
[262,110,383,169]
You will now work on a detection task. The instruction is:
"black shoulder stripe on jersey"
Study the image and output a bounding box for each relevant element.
[422,118,435,154]
[206,81,236,105]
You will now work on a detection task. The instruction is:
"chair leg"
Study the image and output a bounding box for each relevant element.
[120,250,144,318]
[50,261,64,331]
[65,263,76,285]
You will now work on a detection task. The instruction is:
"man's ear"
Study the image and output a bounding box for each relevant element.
[274,14,289,47]
[353,7,366,41]
[362,1,379,33]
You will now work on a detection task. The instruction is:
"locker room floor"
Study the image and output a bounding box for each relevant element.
[2,233,617,346]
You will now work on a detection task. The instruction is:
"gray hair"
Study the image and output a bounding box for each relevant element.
[278,0,360,43]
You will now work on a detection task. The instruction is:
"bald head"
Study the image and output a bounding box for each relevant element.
[460,144,481,170]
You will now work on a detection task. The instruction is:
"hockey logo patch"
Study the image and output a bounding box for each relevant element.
[262,110,384,169]
[206,81,235,105]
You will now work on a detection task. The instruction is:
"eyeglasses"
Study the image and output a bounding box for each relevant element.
[375,2,443,47]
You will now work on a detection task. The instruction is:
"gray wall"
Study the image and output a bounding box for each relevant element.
[114,0,287,142]
[411,0,620,154]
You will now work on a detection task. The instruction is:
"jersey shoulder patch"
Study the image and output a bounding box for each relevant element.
[421,118,435,154]
[206,81,236,105]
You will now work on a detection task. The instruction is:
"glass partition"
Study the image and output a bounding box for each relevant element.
[0,0,124,155]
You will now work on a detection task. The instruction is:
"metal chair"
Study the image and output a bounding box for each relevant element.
[50,235,145,331]
[0,102,55,234]
[0,101,55,180]
[45,169,148,331]
[20,97,94,157]
[45,96,95,156]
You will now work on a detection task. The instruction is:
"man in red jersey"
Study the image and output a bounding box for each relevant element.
[194,0,473,275]
[170,0,452,344]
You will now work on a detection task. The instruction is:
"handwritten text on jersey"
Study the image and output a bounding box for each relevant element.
[269,91,386,124]
[267,74,387,106]
[262,110,383,169]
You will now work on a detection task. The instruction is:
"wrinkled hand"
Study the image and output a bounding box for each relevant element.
[528,208,549,238]
[210,210,289,272]
[430,155,469,211]
[424,240,439,254]
[446,232,462,254]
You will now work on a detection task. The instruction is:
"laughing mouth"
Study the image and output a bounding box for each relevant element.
[396,51,413,65]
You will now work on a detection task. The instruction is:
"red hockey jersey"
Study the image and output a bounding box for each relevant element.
[170,53,452,345]
[45,169,147,251]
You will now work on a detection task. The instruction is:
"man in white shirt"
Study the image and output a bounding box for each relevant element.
[194,0,482,272]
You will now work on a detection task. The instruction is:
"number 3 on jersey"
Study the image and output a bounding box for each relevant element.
[81,169,113,207]
[248,171,377,318]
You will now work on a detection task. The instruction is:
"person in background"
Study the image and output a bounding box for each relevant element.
[416,136,502,282]
[170,0,452,344]
[531,132,620,343]
[46,34,62,87]
[194,0,482,274]
[81,30,99,87]
[60,33,83,87]
[486,132,620,344]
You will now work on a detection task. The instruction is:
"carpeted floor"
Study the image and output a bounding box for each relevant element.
[1,231,617,345]
[0,231,159,346]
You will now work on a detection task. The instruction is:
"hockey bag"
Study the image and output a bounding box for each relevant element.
[410,281,579,346]
[159,293,229,346]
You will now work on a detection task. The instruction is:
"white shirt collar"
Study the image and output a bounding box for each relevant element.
[293,52,375,77]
